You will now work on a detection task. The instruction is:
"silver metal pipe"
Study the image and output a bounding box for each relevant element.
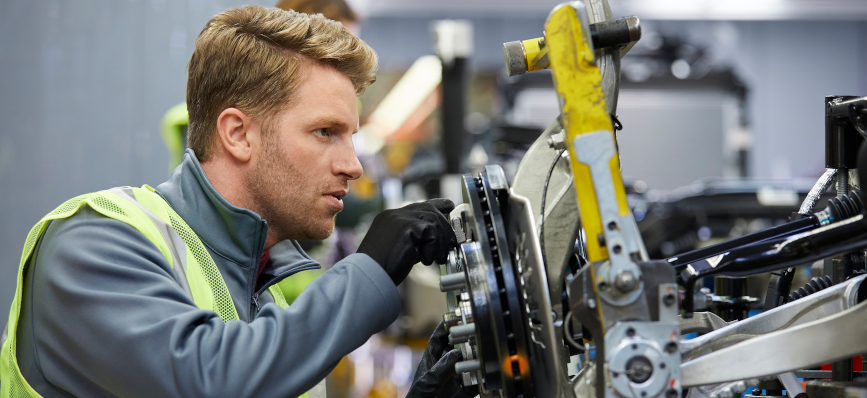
[798,168,837,215]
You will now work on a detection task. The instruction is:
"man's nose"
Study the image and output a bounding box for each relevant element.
[334,139,363,180]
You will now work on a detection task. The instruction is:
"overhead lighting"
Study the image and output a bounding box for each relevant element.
[614,0,867,21]
[671,59,691,79]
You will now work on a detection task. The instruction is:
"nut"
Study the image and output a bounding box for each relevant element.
[614,270,638,292]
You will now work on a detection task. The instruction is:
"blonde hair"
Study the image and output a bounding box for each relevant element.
[187,5,377,161]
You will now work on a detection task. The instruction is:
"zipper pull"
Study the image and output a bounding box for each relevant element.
[252,293,261,313]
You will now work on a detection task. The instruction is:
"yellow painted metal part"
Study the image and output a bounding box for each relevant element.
[545,5,631,263]
[522,37,550,72]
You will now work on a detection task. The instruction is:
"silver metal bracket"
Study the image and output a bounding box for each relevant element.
[573,130,644,306]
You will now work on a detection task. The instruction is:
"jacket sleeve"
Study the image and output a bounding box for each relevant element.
[23,207,401,398]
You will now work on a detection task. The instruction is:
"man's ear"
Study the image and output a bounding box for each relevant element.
[216,108,257,163]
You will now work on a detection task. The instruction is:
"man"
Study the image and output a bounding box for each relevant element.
[1,6,467,397]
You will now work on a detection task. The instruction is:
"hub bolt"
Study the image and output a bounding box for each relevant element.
[614,270,638,292]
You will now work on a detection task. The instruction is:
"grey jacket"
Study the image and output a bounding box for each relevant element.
[15,149,401,397]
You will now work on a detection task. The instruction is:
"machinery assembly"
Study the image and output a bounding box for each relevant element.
[436,2,867,398]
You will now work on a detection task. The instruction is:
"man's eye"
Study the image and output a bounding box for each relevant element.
[315,128,330,137]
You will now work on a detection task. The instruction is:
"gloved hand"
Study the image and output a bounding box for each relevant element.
[357,198,457,285]
[407,321,478,398]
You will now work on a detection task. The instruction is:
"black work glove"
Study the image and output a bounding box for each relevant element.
[357,198,458,285]
[407,321,478,398]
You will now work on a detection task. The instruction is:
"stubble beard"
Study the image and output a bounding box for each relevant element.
[247,135,338,242]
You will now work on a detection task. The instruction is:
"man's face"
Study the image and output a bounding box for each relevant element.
[247,62,362,241]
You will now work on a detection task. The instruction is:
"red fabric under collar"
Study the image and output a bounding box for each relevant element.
[256,250,271,282]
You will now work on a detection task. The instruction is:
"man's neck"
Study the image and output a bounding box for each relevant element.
[201,157,279,251]
[200,158,249,210]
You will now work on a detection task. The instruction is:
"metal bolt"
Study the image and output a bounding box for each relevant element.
[455,359,482,373]
[838,169,849,197]
[666,389,679,398]
[440,273,467,292]
[607,221,617,230]
[443,312,461,329]
[449,323,476,338]
[626,327,636,337]
[663,292,676,307]
[449,334,469,345]
[613,245,622,254]
[614,270,638,292]
[587,298,597,309]
[547,131,567,150]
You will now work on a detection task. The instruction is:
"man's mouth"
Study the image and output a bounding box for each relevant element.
[325,189,348,199]
[323,190,348,210]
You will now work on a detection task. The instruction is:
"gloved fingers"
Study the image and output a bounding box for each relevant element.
[412,210,457,264]
[427,198,456,216]
[426,321,451,358]
[402,201,439,212]
[411,219,440,265]
[409,349,462,398]
[455,385,480,398]
[429,349,464,380]
[401,199,455,224]
[434,215,457,263]
[431,319,450,340]
[424,199,459,250]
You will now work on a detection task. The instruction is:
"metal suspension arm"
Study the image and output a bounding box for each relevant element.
[680,215,867,316]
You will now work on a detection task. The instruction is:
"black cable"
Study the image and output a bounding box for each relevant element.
[540,149,567,267]
[610,113,623,171]
[610,113,623,131]
[563,311,585,352]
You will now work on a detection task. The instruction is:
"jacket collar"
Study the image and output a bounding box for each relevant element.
[155,149,317,281]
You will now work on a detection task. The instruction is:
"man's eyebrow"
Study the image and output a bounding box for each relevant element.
[313,117,351,129]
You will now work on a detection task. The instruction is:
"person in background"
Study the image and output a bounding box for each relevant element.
[275,0,360,33]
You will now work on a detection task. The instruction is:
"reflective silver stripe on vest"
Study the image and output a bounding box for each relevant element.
[109,187,193,299]
[1,322,7,347]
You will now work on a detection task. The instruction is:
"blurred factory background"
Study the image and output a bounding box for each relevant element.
[2,0,867,396]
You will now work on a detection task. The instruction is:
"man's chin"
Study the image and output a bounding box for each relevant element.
[299,221,336,241]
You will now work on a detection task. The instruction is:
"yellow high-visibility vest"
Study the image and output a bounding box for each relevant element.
[0,186,297,398]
